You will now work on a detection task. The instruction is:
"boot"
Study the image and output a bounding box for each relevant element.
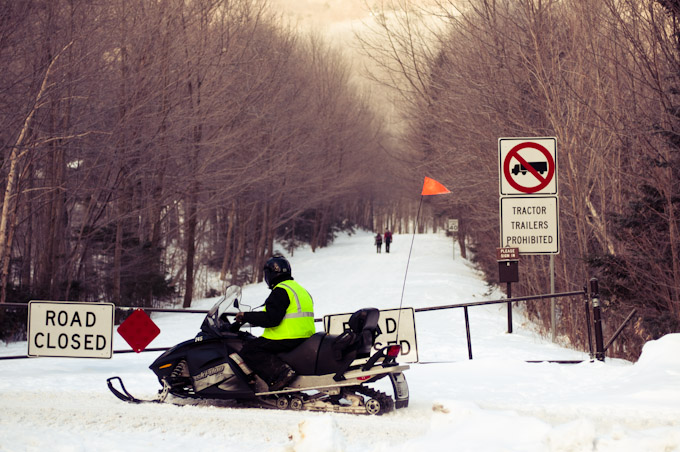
[269,365,297,391]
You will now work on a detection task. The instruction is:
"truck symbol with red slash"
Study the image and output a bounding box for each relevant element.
[511,161,548,176]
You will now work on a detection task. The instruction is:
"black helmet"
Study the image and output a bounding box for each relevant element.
[263,255,292,289]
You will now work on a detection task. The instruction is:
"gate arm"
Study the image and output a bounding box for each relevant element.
[604,308,637,353]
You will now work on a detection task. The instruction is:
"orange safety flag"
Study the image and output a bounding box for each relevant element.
[421,177,451,196]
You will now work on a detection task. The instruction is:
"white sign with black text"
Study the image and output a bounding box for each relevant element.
[28,301,115,358]
[500,196,560,254]
[324,308,418,363]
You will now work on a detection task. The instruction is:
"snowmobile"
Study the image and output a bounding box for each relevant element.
[107,286,409,415]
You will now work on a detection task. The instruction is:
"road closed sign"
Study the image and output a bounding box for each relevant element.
[324,308,418,363]
[28,301,115,358]
[499,137,557,196]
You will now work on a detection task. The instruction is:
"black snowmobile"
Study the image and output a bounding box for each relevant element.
[107,286,409,415]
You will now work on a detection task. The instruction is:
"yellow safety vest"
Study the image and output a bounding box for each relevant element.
[262,280,315,340]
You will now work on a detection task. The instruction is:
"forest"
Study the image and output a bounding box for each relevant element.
[362,0,680,359]
[1,0,679,361]
[0,0,418,339]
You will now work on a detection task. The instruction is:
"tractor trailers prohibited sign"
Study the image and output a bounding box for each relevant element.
[499,137,557,196]
[500,196,560,254]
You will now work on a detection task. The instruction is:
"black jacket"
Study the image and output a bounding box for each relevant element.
[242,276,293,328]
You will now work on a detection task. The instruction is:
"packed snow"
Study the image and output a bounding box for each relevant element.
[1,230,679,451]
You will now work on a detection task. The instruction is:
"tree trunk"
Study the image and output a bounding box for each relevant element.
[0,184,21,304]
[113,213,123,305]
[253,201,268,283]
[0,44,66,302]
[183,191,198,308]
[220,200,236,281]
[458,219,467,260]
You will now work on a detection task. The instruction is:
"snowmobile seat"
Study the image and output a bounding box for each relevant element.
[326,308,380,359]
[316,308,380,376]
[345,308,380,358]
[278,332,326,375]
[280,308,381,377]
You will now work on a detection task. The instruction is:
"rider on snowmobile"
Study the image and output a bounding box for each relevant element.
[235,255,315,391]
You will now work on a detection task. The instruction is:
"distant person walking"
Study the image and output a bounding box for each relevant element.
[384,229,393,253]
[375,232,383,253]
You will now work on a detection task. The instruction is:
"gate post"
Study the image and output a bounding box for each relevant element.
[464,306,473,360]
[497,247,519,334]
[584,284,594,359]
[590,278,605,361]
[506,282,513,334]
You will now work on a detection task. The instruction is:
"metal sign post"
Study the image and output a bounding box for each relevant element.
[497,247,519,333]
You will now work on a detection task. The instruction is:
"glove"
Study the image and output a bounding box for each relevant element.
[234,312,245,323]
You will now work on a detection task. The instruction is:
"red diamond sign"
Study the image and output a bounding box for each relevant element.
[117,309,160,353]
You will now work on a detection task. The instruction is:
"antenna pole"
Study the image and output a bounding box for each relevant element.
[396,196,424,344]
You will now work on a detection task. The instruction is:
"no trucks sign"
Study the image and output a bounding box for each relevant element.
[499,138,557,196]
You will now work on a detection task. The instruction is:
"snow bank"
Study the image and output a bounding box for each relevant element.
[634,333,680,370]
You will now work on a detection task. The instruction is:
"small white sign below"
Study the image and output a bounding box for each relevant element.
[28,301,115,359]
[324,308,418,363]
[500,196,560,254]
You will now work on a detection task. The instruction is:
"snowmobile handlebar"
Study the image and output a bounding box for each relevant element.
[212,312,243,334]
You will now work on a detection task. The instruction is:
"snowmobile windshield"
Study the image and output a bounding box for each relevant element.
[200,285,242,337]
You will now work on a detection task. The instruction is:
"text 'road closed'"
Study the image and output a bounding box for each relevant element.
[28,301,114,359]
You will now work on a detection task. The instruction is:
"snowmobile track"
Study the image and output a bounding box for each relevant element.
[107,376,397,415]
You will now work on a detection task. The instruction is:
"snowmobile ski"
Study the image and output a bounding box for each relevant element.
[107,376,166,404]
